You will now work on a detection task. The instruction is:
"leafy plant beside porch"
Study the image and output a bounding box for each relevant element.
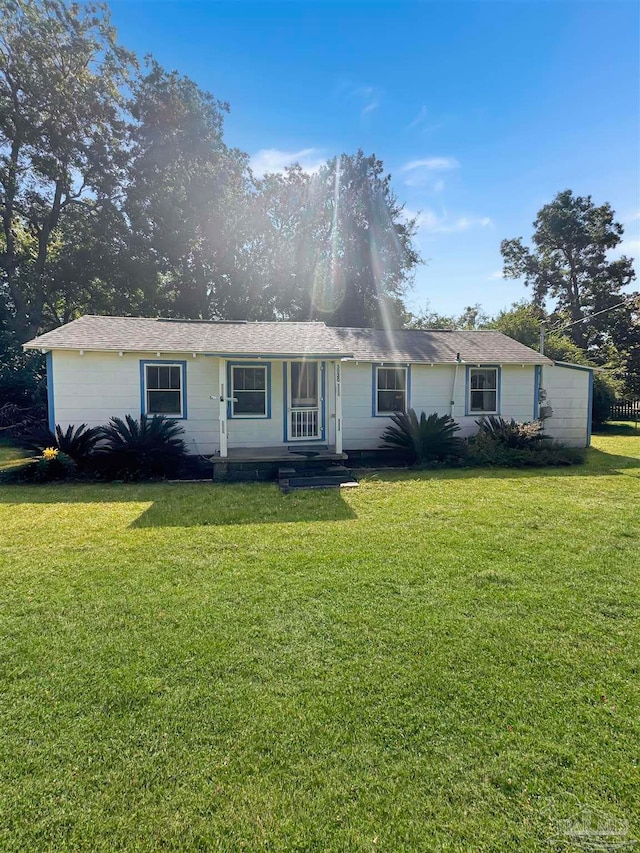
[381,410,464,465]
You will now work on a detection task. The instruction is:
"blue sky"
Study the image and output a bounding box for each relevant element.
[110,0,640,317]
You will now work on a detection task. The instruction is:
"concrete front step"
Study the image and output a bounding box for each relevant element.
[278,462,359,493]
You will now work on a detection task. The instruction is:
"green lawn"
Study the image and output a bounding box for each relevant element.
[0,429,638,852]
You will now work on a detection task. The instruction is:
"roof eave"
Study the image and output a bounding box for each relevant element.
[24,343,354,359]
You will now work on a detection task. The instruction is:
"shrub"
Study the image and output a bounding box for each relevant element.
[381,410,464,465]
[96,414,187,480]
[592,373,617,428]
[467,432,584,467]
[476,415,548,449]
[0,448,77,483]
[24,423,101,467]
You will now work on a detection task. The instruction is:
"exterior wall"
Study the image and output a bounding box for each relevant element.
[49,351,338,455]
[48,351,591,454]
[50,350,221,456]
[341,361,540,450]
[541,364,591,447]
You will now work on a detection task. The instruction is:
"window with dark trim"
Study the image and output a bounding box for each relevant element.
[376,367,407,414]
[468,367,498,413]
[231,365,268,417]
[145,364,183,416]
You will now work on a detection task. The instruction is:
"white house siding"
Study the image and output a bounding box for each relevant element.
[49,352,338,455]
[50,350,221,457]
[541,364,591,447]
[48,351,590,454]
[341,362,539,451]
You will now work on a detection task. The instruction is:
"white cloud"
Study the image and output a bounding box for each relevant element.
[403,206,493,234]
[335,80,381,118]
[435,215,493,234]
[354,85,380,117]
[400,157,460,188]
[250,147,325,178]
[488,270,505,280]
[407,105,428,130]
[401,157,459,173]
[361,99,379,116]
[405,106,446,135]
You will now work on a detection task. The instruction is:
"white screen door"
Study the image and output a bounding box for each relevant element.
[288,362,320,440]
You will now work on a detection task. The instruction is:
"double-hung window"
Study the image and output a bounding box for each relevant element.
[375,367,407,415]
[468,367,499,414]
[144,363,184,417]
[230,365,269,417]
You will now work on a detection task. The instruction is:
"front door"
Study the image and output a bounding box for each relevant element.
[288,361,322,440]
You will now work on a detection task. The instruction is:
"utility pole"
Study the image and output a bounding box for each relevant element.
[539,321,545,356]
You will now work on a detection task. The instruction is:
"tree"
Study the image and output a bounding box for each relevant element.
[500,190,637,356]
[250,150,421,327]
[0,0,135,340]
[125,59,250,320]
[405,301,489,330]
[309,151,421,327]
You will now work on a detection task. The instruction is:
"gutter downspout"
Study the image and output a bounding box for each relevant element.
[450,354,463,417]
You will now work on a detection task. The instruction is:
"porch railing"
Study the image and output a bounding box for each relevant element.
[290,408,319,439]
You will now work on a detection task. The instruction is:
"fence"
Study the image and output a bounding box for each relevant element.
[609,400,640,420]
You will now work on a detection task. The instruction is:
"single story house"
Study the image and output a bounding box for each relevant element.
[24,315,594,458]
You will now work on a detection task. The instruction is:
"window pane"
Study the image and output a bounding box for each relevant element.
[147,390,181,414]
[470,369,497,391]
[292,362,318,406]
[235,390,266,415]
[146,366,160,390]
[378,368,406,391]
[169,366,181,390]
[233,366,265,392]
[470,390,497,412]
[146,364,181,391]
[378,390,406,413]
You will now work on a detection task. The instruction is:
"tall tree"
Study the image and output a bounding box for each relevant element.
[500,190,637,354]
[125,59,250,320]
[249,150,421,327]
[309,151,420,327]
[0,0,134,339]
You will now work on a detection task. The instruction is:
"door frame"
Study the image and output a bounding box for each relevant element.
[283,360,326,442]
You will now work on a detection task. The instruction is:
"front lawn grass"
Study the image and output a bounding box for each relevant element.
[0,429,638,851]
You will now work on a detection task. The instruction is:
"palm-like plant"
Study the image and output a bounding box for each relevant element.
[55,423,102,462]
[381,409,463,464]
[25,423,101,466]
[476,415,547,449]
[97,414,186,479]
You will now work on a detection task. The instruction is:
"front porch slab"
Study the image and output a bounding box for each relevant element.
[210,446,348,482]
[212,445,347,464]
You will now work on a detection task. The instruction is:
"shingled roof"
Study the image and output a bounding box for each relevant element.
[23,316,350,358]
[332,326,551,365]
[24,315,551,365]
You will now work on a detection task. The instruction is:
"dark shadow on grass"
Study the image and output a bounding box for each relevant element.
[131,486,357,527]
[594,422,640,436]
[0,480,357,525]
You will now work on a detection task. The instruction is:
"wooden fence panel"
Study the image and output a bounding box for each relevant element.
[610,400,640,420]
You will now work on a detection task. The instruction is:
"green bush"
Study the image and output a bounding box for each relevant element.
[467,432,584,467]
[476,415,548,449]
[0,448,77,483]
[381,410,464,465]
[592,373,617,427]
[96,414,187,480]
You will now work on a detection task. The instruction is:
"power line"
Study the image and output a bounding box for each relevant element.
[549,293,638,334]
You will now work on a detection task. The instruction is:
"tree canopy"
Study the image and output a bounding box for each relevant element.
[500,190,639,393]
[0,0,421,341]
